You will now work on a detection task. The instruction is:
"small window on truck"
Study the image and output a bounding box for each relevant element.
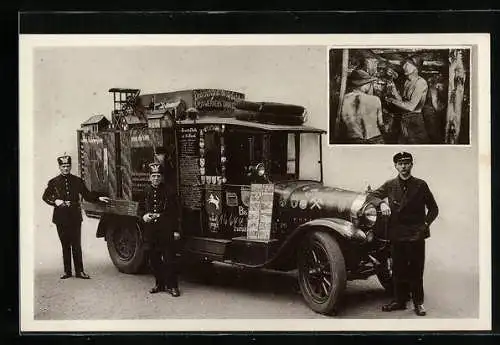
[204,131,221,176]
[287,133,296,174]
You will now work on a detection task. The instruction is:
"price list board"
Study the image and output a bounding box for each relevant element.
[257,184,274,240]
[246,184,274,240]
[178,126,202,210]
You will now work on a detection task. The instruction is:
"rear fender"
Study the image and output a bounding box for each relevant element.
[96,214,143,240]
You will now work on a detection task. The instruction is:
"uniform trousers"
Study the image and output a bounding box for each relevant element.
[56,221,84,275]
[391,240,425,305]
[145,221,178,289]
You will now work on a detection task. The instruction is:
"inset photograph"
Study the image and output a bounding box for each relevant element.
[329,48,471,145]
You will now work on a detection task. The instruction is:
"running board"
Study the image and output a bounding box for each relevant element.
[184,237,232,261]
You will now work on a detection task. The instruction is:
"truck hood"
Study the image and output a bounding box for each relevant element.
[274,181,368,220]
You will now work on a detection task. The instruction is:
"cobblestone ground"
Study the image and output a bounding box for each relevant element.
[33,216,478,320]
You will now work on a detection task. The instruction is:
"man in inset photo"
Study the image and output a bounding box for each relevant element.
[338,69,386,144]
[329,48,470,145]
[368,151,439,316]
[383,55,430,144]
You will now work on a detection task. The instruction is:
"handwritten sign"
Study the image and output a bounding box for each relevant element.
[246,184,274,240]
[178,126,201,209]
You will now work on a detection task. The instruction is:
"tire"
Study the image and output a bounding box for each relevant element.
[235,101,306,115]
[105,218,148,274]
[376,255,394,294]
[234,101,307,125]
[235,111,306,125]
[297,231,346,315]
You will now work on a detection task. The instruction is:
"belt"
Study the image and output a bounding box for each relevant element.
[401,111,422,117]
[62,201,80,207]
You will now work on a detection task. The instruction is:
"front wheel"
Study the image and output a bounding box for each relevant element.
[105,218,147,274]
[297,231,346,315]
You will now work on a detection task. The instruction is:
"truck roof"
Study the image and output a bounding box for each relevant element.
[177,116,325,133]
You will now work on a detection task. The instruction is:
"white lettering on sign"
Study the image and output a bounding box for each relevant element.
[131,133,151,143]
[238,206,248,216]
[193,89,244,110]
[81,137,103,144]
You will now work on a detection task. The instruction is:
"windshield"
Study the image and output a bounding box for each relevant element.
[299,132,322,182]
[269,132,322,182]
[224,130,322,184]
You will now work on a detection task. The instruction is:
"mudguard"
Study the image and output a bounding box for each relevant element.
[96,214,143,240]
[235,217,366,270]
[96,215,110,238]
[294,218,367,241]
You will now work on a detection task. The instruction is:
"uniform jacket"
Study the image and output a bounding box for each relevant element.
[42,174,100,224]
[142,183,178,243]
[368,176,439,241]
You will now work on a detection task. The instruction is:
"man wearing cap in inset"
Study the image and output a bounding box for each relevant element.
[385,55,431,144]
[339,69,386,144]
[368,152,439,316]
[142,161,180,296]
[42,154,111,279]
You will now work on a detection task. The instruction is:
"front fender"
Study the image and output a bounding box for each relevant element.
[295,218,367,242]
[263,218,366,270]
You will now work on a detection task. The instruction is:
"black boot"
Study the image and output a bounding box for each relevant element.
[149,285,166,294]
[75,272,91,279]
[414,304,427,316]
[168,287,181,297]
[382,300,407,312]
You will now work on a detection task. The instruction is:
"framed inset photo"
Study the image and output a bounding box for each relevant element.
[328,47,471,145]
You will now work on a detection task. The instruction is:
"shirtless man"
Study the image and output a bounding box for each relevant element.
[339,69,385,144]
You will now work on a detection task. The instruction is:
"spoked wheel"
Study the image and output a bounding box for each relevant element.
[298,231,346,315]
[376,253,394,294]
[105,219,147,274]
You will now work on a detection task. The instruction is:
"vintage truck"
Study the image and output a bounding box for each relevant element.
[77,88,393,315]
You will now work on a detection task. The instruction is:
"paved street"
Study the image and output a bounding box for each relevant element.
[33,212,478,320]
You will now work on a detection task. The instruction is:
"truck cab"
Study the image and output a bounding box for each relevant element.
[78,88,393,315]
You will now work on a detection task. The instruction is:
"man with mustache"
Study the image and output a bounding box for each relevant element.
[369,152,439,316]
[42,154,111,279]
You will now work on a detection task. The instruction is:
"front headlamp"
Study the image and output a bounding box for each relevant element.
[361,203,377,228]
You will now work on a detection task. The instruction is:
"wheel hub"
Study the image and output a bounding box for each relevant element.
[114,226,137,260]
[303,243,334,302]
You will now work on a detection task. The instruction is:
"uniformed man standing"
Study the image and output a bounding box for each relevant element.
[42,154,110,279]
[369,152,439,316]
[142,162,180,296]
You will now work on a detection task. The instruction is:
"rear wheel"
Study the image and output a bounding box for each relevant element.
[105,219,147,274]
[297,231,346,315]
